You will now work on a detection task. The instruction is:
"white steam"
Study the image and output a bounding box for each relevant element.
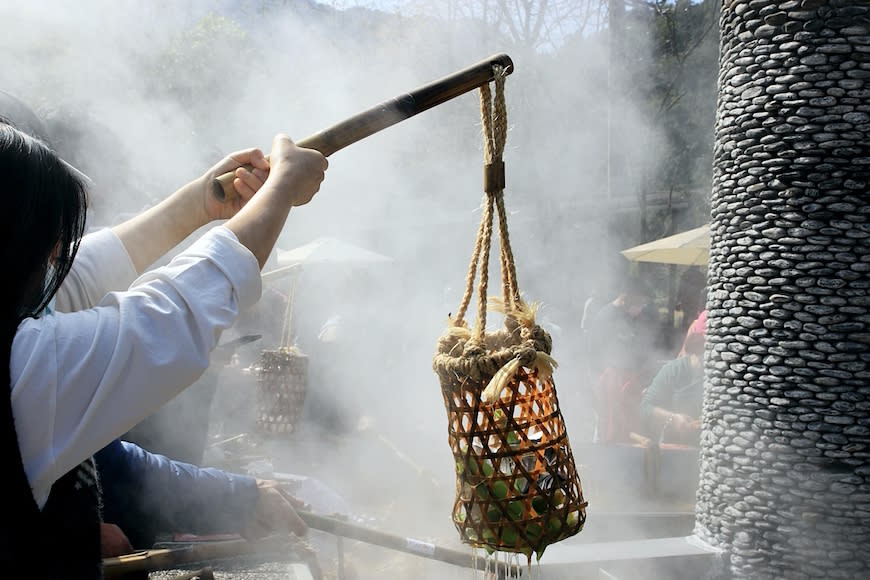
[0,1,701,576]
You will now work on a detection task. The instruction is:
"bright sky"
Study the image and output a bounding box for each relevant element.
[332,0,409,11]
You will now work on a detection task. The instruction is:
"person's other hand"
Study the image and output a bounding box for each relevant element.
[202,147,272,220]
[265,134,328,207]
[244,479,309,540]
[100,522,134,558]
[670,413,694,434]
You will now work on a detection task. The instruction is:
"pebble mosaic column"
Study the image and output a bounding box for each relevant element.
[696,1,870,578]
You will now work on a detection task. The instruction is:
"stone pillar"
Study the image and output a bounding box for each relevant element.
[696,1,870,578]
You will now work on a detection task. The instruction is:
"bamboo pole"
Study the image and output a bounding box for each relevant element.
[212,53,514,201]
[297,510,522,577]
[102,539,253,578]
[103,510,522,578]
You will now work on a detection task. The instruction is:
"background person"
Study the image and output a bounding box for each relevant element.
[583,276,661,443]
[639,331,705,445]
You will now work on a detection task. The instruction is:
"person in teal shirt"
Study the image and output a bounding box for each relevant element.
[639,331,704,445]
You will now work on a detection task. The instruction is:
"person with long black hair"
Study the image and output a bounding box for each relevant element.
[0,122,326,576]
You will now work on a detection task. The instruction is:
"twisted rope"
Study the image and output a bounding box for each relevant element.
[473,193,496,343]
[454,192,490,328]
[452,65,519,343]
[279,274,298,350]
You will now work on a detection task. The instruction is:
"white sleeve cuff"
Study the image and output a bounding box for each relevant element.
[181,225,262,312]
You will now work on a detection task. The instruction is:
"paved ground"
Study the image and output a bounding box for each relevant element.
[150,562,315,580]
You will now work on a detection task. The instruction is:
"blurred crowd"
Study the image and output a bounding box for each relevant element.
[579,267,707,447]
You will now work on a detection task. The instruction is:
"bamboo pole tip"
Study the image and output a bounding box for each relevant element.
[490,53,514,75]
[212,172,237,202]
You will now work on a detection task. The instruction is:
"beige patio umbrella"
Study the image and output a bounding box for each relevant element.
[276,237,394,268]
[261,237,394,284]
[620,224,710,266]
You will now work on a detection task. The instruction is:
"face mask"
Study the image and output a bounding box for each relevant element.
[41,295,57,317]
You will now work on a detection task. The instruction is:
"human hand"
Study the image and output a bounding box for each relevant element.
[100,522,134,558]
[670,413,701,436]
[244,479,309,540]
[668,413,689,432]
[202,147,272,221]
[264,134,328,207]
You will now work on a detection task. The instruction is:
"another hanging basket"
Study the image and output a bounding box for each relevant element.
[254,347,308,435]
[432,67,586,561]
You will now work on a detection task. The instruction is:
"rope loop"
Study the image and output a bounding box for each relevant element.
[452,65,521,342]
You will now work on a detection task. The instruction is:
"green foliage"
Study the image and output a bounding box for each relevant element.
[624,0,719,236]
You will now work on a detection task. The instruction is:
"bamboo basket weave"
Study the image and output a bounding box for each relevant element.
[432,70,586,561]
[253,275,308,435]
[254,348,308,435]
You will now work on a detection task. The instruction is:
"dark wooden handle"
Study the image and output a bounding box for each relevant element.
[212,52,514,201]
[297,510,521,577]
[103,511,520,578]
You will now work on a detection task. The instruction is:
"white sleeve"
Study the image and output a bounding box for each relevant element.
[10,226,262,508]
[55,228,139,312]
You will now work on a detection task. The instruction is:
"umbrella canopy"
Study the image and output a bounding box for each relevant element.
[621,224,710,266]
[262,237,393,284]
[276,237,394,267]
[261,263,302,284]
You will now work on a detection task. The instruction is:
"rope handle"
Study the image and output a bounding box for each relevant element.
[453,66,520,343]
[279,274,298,350]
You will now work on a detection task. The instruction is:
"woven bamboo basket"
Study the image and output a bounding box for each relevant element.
[254,348,308,435]
[434,317,586,560]
[432,69,586,561]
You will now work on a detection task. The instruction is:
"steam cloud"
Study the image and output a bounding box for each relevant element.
[0,1,707,576]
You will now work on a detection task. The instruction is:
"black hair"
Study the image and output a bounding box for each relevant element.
[0,124,88,318]
[622,275,653,304]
